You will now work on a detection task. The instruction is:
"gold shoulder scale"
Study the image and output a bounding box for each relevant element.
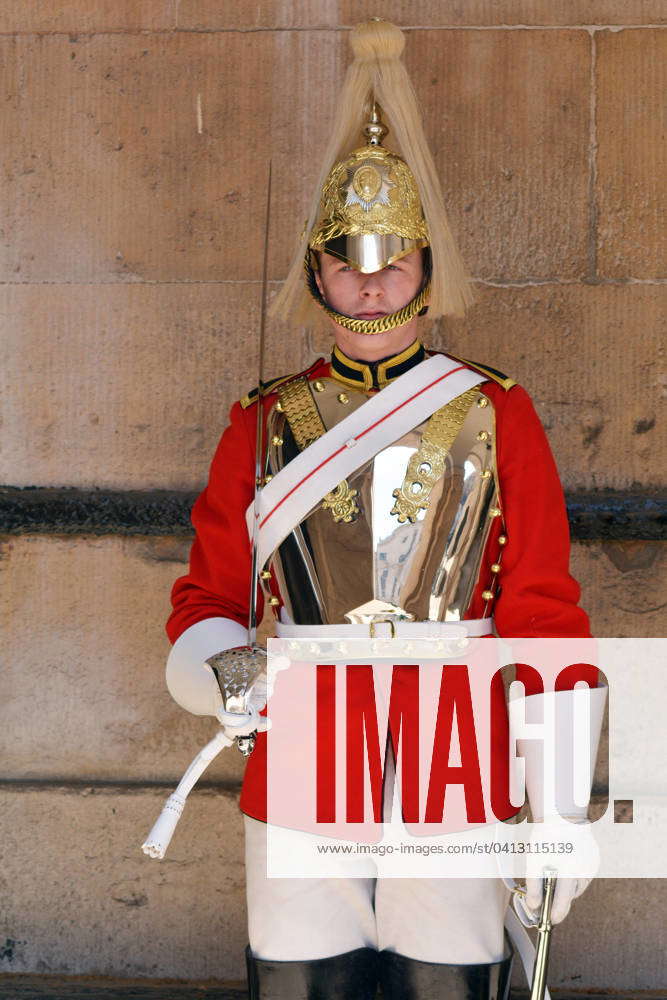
[277,378,360,524]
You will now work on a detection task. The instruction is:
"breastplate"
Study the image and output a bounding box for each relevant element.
[262,376,500,625]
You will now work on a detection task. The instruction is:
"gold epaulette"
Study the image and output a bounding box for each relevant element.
[239,359,324,409]
[445,352,517,391]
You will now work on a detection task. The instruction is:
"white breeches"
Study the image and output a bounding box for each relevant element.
[244,816,511,963]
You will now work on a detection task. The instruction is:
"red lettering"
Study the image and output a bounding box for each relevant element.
[316,665,336,823]
[425,665,485,823]
[387,665,420,823]
[346,666,384,822]
[336,665,421,824]
[556,663,598,690]
[490,663,543,820]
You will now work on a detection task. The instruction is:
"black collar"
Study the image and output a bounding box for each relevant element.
[331,340,426,390]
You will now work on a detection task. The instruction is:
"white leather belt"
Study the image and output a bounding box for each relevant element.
[276,617,494,640]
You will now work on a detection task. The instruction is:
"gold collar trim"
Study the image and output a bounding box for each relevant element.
[331,340,425,390]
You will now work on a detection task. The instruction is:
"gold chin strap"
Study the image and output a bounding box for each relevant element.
[304,253,430,335]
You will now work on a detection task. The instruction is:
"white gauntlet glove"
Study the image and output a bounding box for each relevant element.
[516,817,598,925]
[510,684,607,925]
[166,617,250,716]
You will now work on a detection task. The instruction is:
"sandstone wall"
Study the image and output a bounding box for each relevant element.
[1,2,664,987]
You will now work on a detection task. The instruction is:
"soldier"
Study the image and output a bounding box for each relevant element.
[164,20,600,1000]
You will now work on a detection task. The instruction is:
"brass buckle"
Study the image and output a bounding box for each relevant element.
[369,618,397,639]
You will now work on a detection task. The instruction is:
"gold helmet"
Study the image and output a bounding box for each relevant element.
[309,105,429,274]
[305,104,431,334]
[271,19,475,336]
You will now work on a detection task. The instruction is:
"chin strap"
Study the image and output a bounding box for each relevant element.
[304,252,430,334]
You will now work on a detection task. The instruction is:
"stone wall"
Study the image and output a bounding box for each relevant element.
[1,1,665,987]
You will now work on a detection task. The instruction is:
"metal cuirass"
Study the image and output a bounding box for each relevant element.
[262,376,500,626]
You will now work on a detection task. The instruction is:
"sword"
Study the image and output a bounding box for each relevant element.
[529,868,557,1000]
[249,159,272,649]
[206,161,273,756]
[140,165,274,860]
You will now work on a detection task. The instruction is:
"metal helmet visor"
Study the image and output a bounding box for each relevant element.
[321,233,429,274]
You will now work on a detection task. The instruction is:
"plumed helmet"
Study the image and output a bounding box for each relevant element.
[309,104,429,274]
[271,19,475,335]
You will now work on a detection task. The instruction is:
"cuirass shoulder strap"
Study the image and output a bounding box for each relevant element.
[277,377,360,524]
[276,377,325,450]
[392,385,481,523]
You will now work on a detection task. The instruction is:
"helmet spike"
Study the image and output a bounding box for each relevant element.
[364,102,389,147]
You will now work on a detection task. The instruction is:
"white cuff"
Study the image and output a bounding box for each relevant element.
[512,684,607,822]
[166,617,248,717]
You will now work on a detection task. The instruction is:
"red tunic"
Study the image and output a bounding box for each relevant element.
[167,354,594,823]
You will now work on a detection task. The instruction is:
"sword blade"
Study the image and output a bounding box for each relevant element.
[248,160,273,647]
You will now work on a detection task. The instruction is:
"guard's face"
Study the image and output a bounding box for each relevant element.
[315,250,424,323]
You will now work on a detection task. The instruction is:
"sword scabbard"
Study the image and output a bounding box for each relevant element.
[529,869,557,1000]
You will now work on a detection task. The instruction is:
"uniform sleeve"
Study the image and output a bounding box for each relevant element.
[166,399,262,644]
[492,384,591,640]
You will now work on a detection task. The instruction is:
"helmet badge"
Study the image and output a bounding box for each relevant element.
[346,161,394,212]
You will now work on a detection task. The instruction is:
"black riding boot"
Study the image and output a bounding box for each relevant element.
[379,941,513,1000]
[246,944,380,999]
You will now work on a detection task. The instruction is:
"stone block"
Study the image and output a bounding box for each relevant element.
[0,2,175,32]
[0,29,590,283]
[407,29,591,281]
[0,534,247,782]
[177,0,338,29]
[0,283,307,490]
[179,2,667,28]
[5,281,663,491]
[572,540,667,639]
[0,31,337,284]
[596,29,667,278]
[510,877,666,991]
[0,787,247,980]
